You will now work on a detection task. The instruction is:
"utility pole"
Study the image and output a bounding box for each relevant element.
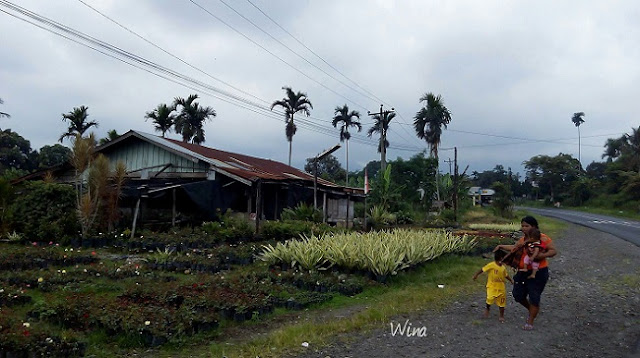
[367,104,395,172]
[444,158,454,175]
[453,147,458,223]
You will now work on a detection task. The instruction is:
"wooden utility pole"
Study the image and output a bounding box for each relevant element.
[367,104,395,172]
[453,147,458,222]
[444,158,454,175]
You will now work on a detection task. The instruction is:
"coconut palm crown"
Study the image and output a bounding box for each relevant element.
[413,93,451,160]
[173,94,216,144]
[270,86,313,166]
[145,103,176,138]
[332,104,361,184]
[59,106,98,143]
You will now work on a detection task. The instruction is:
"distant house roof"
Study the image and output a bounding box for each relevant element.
[98,130,362,194]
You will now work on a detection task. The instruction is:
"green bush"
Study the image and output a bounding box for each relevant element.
[9,181,79,242]
[261,220,338,241]
[202,209,253,242]
[280,202,322,222]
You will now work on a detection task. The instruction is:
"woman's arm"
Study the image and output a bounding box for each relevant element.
[494,241,525,253]
[538,240,557,259]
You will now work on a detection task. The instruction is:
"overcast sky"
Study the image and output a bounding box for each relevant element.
[1,0,638,178]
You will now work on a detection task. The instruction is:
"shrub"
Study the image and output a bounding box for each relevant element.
[280,202,322,222]
[202,209,253,242]
[9,181,79,241]
[261,220,337,241]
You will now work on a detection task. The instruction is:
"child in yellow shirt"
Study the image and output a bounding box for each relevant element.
[473,250,514,322]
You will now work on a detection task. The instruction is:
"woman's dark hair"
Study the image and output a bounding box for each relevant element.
[521,216,539,228]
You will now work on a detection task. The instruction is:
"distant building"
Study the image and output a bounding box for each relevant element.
[468,186,495,206]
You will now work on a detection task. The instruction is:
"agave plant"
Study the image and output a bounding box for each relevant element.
[258,229,476,279]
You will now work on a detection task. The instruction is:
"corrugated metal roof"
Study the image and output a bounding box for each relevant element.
[113,131,355,190]
[162,136,340,186]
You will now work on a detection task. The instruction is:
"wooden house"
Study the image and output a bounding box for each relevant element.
[87,130,364,230]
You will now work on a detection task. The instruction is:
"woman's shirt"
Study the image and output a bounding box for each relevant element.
[516,233,552,269]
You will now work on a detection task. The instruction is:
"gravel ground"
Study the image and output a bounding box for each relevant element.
[293,224,640,358]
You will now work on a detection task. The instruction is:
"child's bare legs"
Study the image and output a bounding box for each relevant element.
[528,261,540,279]
[483,304,490,318]
[499,307,505,322]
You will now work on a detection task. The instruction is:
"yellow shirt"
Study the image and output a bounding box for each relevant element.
[482,261,508,290]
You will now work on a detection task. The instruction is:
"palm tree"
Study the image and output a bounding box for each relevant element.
[625,126,640,173]
[59,106,98,143]
[413,93,452,160]
[98,130,120,146]
[270,87,313,166]
[173,94,216,144]
[367,111,395,169]
[413,93,452,202]
[145,103,176,137]
[0,98,10,119]
[602,137,625,162]
[571,112,586,165]
[332,105,361,184]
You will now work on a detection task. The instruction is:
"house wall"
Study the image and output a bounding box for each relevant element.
[104,139,209,175]
[326,197,355,224]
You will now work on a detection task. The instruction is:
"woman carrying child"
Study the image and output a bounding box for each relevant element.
[494,216,557,330]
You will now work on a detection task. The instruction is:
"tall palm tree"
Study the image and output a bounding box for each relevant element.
[625,126,640,173]
[332,104,361,184]
[270,87,313,166]
[571,112,586,165]
[413,93,452,160]
[413,93,452,202]
[173,94,216,144]
[0,98,10,118]
[145,103,176,138]
[59,106,98,143]
[367,111,395,167]
[602,137,625,162]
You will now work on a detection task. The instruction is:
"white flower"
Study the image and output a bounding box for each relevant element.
[144,321,151,326]
[23,322,30,328]
[116,268,121,272]
[61,270,66,274]
[96,273,100,277]
[45,337,53,344]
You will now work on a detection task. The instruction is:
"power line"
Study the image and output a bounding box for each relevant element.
[0,1,419,153]
[188,0,369,111]
[76,0,269,106]
[245,0,386,105]
[217,0,380,106]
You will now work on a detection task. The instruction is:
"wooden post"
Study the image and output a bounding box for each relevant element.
[255,180,262,233]
[274,189,279,220]
[322,191,327,223]
[363,196,367,231]
[346,193,350,228]
[131,197,141,240]
[171,188,176,227]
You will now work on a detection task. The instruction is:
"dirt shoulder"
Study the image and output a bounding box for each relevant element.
[294,224,640,358]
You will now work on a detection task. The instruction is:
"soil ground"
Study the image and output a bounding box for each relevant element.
[293,224,640,358]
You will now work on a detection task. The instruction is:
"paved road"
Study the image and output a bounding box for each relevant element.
[520,206,640,247]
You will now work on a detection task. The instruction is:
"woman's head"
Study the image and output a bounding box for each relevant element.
[521,216,539,236]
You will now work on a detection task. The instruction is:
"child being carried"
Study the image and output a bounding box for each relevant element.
[521,227,547,279]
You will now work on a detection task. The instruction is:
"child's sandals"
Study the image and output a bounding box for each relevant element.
[523,323,534,331]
